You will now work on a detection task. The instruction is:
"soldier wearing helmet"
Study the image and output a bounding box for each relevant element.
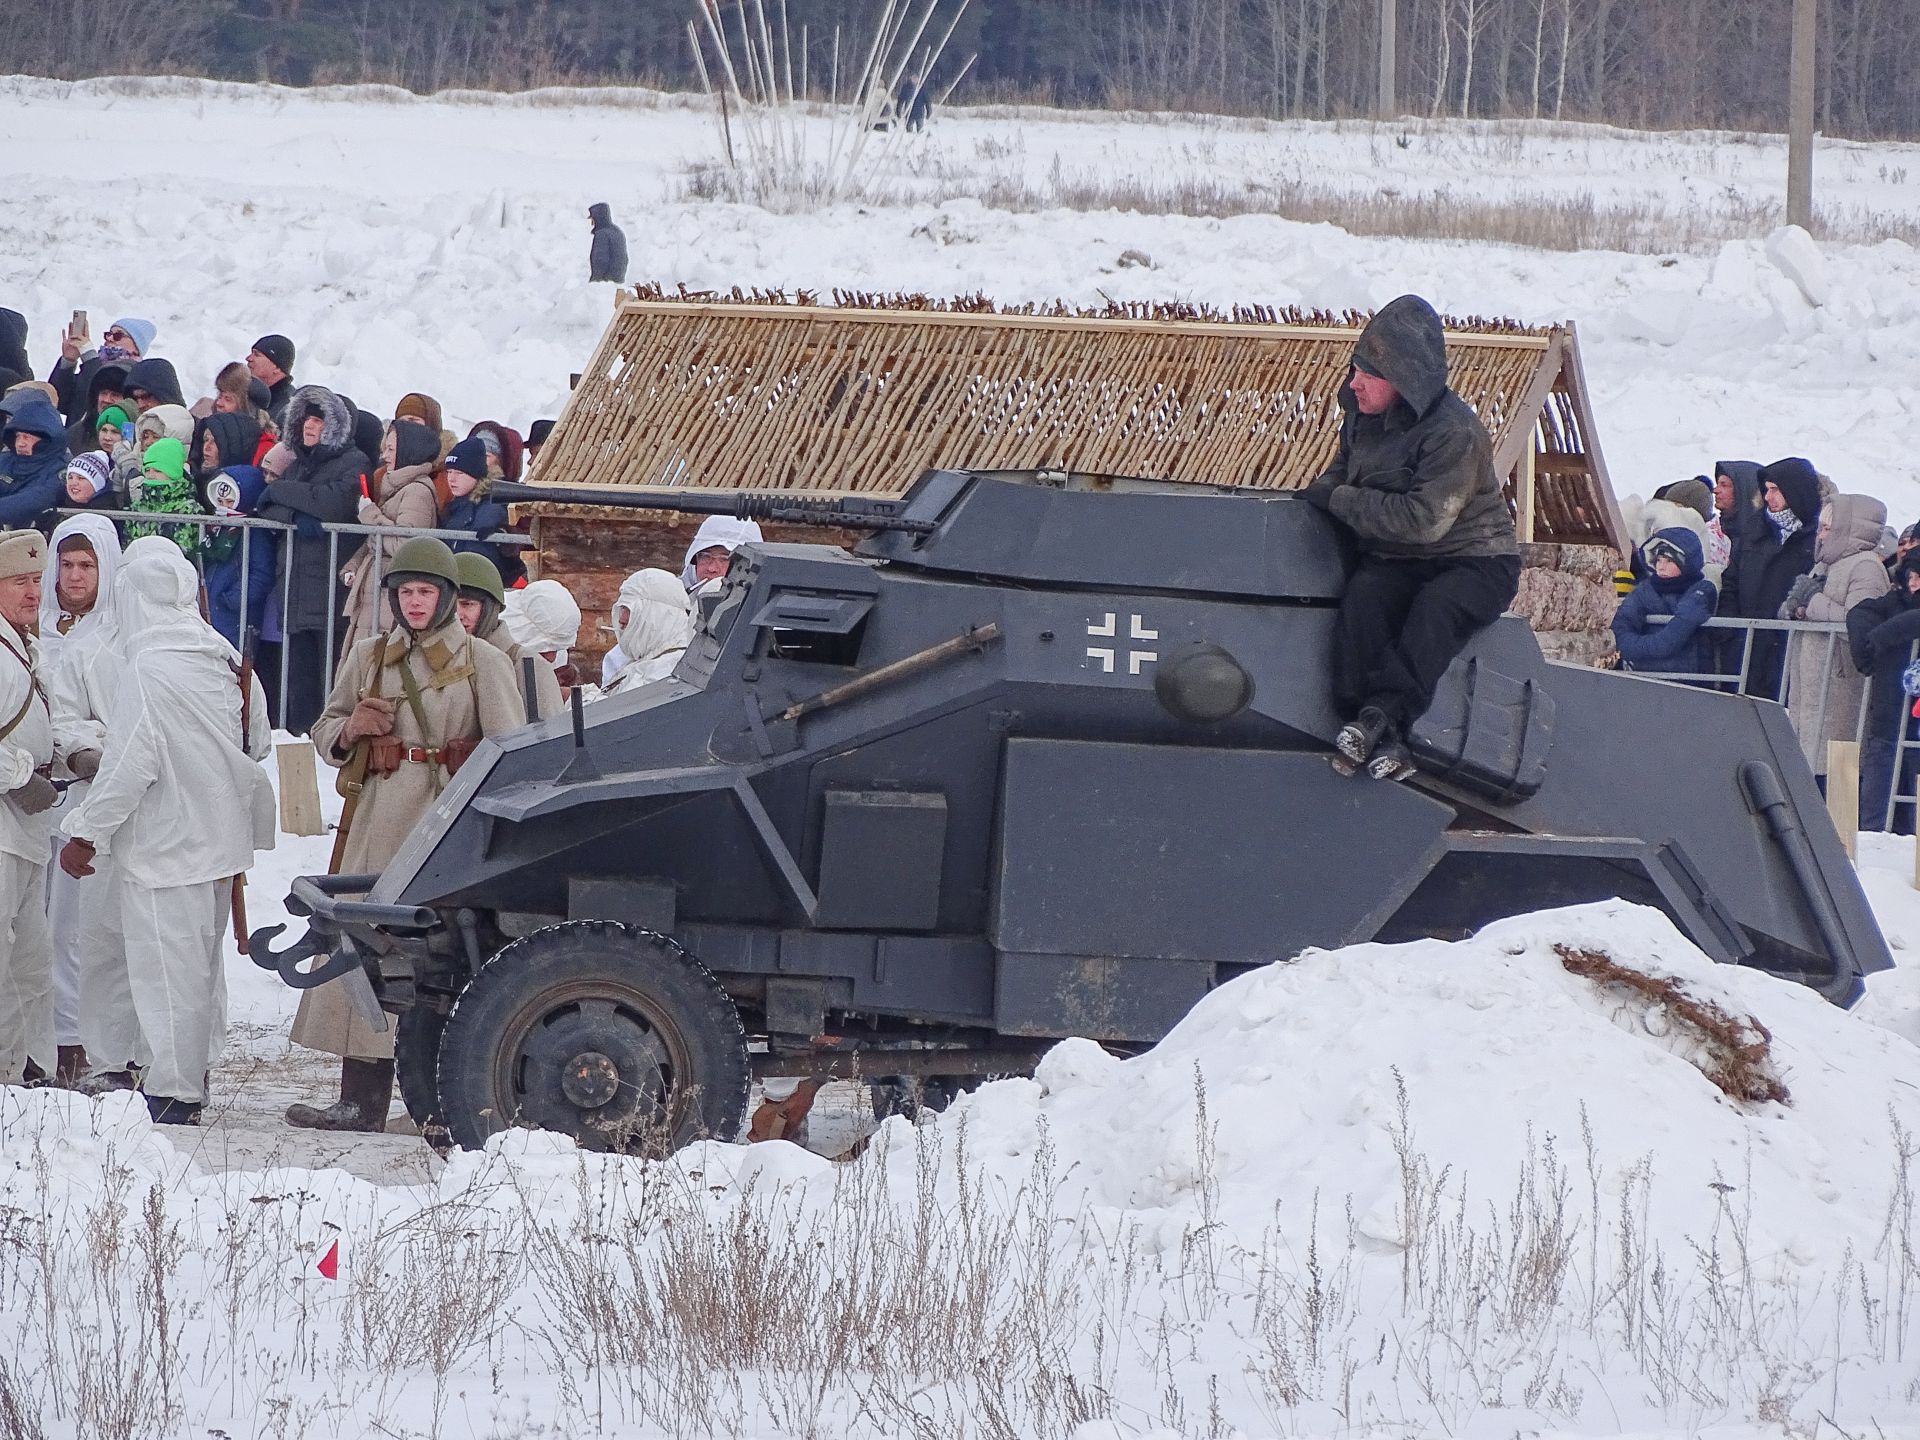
[453,552,561,721]
[286,535,523,1132]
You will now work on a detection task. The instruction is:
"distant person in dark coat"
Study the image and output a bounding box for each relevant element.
[0,309,28,381]
[257,385,366,733]
[121,357,186,413]
[1849,554,1920,832]
[1718,456,1821,701]
[588,203,628,284]
[1302,294,1521,783]
[248,335,296,428]
[1612,528,1718,683]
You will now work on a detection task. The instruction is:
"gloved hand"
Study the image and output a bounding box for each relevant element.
[59,838,96,879]
[1779,573,1820,620]
[341,697,396,744]
[65,749,101,781]
[11,773,58,815]
[1302,477,1340,513]
[295,512,326,541]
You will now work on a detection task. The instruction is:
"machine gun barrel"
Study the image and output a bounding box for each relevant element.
[491,481,938,533]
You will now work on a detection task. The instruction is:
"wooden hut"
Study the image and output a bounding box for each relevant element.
[519,290,1626,671]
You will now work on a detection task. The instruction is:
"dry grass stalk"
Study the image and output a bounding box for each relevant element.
[1553,943,1790,1104]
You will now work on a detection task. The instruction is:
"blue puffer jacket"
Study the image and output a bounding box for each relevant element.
[0,395,73,533]
[1613,527,1719,680]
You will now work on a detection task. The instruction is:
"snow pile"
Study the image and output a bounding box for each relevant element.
[5,900,1920,1437]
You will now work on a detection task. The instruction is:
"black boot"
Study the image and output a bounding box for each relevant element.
[285,1058,396,1133]
[1333,705,1393,774]
[56,1045,88,1088]
[1366,731,1416,782]
[146,1094,204,1126]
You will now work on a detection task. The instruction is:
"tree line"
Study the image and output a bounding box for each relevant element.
[9,0,1920,140]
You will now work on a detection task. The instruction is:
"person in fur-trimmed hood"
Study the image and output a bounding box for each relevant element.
[258,385,367,734]
[1301,294,1520,783]
[340,419,441,654]
[1781,492,1889,777]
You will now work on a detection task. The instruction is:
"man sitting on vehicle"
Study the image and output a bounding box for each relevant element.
[1303,293,1521,782]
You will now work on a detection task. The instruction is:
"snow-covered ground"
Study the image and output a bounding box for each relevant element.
[10,76,1920,1437]
[3,76,1920,519]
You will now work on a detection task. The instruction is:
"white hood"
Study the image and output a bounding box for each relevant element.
[680,514,763,588]
[38,514,123,663]
[613,568,694,664]
[113,538,238,666]
[504,579,582,659]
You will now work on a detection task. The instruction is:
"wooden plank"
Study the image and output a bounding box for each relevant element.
[1516,446,1537,544]
[1490,328,1566,480]
[1555,321,1628,553]
[1828,740,1860,861]
[614,298,1556,349]
[276,741,326,839]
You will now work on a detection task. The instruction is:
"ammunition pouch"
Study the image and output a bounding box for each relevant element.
[442,737,479,775]
[366,735,405,777]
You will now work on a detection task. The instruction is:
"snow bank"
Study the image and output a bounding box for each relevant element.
[6,900,1920,1436]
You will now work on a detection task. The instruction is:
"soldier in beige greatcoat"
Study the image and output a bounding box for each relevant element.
[285,537,522,1131]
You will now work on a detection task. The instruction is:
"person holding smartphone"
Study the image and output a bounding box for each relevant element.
[49,314,155,426]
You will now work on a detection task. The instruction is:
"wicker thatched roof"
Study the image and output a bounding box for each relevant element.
[526,288,1623,549]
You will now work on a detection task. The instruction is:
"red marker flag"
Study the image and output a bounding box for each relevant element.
[317,1240,339,1280]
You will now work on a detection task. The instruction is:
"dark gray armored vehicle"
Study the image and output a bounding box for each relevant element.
[255,468,1891,1152]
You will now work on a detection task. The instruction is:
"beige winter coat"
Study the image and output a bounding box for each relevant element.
[290,616,523,1058]
[1787,493,1889,773]
[339,462,440,656]
[483,623,563,721]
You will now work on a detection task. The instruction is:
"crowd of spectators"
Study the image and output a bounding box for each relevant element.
[1,310,554,731]
[1610,459,1920,830]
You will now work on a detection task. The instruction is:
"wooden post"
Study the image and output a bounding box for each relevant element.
[1516,446,1537,544]
[1787,0,1816,231]
[277,741,326,838]
[1826,739,1858,861]
[1378,0,1397,118]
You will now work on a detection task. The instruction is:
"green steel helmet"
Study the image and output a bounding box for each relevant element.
[453,551,506,606]
[385,535,462,589]
[383,535,461,632]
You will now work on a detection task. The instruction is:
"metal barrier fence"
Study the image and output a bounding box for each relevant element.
[53,508,533,728]
[1635,613,1920,831]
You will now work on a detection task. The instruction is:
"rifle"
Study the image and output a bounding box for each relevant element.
[232,625,258,956]
[521,655,540,725]
[328,635,387,875]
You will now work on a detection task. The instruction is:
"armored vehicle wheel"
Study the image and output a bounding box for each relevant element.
[434,922,751,1154]
[394,1004,447,1126]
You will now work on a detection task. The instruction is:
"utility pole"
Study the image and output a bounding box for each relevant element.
[1787,0,1816,230]
[1378,0,1397,118]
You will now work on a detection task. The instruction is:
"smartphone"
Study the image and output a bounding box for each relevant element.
[70,309,88,344]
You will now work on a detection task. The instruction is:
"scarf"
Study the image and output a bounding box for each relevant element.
[1767,507,1802,542]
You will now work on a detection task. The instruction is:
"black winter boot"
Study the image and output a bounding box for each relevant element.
[1366,732,1416,782]
[285,1059,396,1133]
[1333,706,1393,773]
[146,1094,204,1126]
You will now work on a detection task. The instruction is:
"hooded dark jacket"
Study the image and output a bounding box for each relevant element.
[0,394,73,532]
[64,363,128,454]
[1849,553,1920,831]
[588,202,629,284]
[0,309,27,380]
[1720,456,1820,699]
[259,385,366,633]
[1611,526,1718,680]
[193,411,265,506]
[1310,295,1518,561]
[121,356,186,410]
